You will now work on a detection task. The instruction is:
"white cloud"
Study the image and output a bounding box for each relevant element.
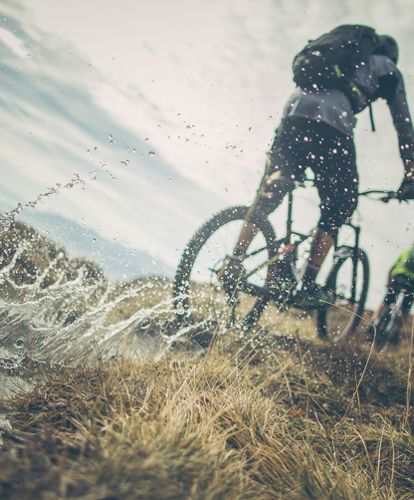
[0,27,26,58]
[0,0,413,306]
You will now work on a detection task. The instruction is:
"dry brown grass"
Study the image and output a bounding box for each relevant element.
[1,221,414,498]
[1,330,414,499]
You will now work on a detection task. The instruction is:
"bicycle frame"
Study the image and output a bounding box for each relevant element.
[285,178,362,249]
[246,180,360,268]
[287,183,364,303]
[243,180,399,303]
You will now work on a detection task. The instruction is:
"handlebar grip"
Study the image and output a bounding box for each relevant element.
[382,194,411,204]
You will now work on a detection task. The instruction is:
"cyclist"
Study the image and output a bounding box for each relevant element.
[367,243,414,345]
[220,25,414,309]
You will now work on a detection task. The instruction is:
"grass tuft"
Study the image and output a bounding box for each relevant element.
[1,336,414,499]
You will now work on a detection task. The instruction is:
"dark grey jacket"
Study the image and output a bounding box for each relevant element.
[283,54,414,165]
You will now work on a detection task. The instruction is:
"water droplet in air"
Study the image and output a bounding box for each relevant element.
[14,338,25,349]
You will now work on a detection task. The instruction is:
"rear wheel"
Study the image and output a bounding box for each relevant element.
[373,310,393,350]
[373,298,405,349]
[317,247,369,340]
[173,206,276,329]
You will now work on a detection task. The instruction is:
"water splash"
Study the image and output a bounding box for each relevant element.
[0,221,217,405]
[0,173,86,231]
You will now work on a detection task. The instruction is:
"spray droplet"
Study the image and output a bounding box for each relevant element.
[14,338,25,349]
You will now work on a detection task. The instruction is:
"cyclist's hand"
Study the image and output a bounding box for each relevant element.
[397,177,414,200]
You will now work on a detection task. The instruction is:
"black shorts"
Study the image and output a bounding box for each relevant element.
[266,116,358,238]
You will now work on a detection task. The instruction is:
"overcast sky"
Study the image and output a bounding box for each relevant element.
[0,0,413,304]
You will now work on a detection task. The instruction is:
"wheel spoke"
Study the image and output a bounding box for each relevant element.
[173,206,276,329]
[317,249,369,339]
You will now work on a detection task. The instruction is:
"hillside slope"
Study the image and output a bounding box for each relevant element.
[0,221,413,499]
[1,335,413,499]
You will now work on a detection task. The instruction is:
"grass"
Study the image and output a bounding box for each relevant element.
[1,221,414,498]
[1,323,414,499]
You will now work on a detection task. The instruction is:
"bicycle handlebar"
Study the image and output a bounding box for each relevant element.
[296,179,405,203]
[358,190,403,203]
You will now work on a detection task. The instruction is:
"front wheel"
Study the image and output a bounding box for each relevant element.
[173,206,277,329]
[317,247,369,340]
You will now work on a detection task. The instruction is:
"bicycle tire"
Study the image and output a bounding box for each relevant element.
[173,205,276,328]
[317,247,369,340]
[374,296,406,349]
[372,309,393,350]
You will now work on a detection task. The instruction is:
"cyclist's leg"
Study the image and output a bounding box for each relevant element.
[219,118,303,293]
[401,295,413,333]
[402,292,414,321]
[301,228,335,289]
[234,171,295,256]
[304,126,358,289]
[232,118,304,257]
[396,280,414,338]
[218,117,307,294]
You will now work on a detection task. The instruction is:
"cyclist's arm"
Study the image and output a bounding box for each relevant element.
[379,67,414,175]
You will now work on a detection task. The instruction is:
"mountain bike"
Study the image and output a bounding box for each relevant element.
[369,275,414,349]
[173,179,401,340]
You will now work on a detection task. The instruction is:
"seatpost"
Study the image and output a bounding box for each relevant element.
[286,190,293,241]
[345,222,361,254]
[351,224,361,303]
[354,225,361,252]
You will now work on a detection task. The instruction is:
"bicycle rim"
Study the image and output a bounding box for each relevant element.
[173,206,276,329]
[317,248,369,340]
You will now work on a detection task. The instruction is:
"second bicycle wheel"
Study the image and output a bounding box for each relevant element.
[317,247,369,340]
[371,308,393,350]
[173,206,276,329]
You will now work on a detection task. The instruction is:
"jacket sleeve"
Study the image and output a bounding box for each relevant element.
[379,67,414,165]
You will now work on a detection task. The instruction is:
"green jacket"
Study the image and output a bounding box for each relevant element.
[391,245,414,280]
